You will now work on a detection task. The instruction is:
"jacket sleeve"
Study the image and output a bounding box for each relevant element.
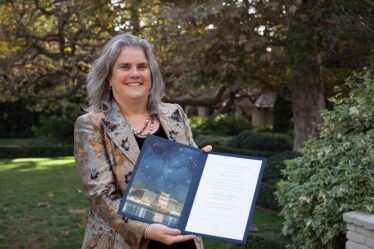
[176,105,198,148]
[74,115,148,248]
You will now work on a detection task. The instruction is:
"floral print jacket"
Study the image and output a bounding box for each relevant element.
[74,100,204,249]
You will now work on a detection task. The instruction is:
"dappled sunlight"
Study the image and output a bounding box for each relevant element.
[0,157,75,172]
[0,156,86,248]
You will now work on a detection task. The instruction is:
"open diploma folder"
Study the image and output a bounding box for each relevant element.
[118,135,266,244]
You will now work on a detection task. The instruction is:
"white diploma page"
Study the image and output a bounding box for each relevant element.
[185,154,263,241]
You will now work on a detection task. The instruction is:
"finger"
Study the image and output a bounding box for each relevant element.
[168,234,197,245]
[163,228,182,236]
[201,145,213,153]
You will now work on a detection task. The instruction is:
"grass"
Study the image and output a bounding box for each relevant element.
[0,157,86,249]
[0,157,282,249]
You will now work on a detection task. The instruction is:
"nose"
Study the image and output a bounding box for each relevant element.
[129,68,140,78]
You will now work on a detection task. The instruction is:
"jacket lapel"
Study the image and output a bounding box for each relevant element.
[102,102,190,166]
[158,103,189,146]
[101,101,140,165]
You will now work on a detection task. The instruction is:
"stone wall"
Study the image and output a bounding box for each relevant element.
[343,211,374,249]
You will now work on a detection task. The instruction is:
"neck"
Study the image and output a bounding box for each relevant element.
[115,99,148,117]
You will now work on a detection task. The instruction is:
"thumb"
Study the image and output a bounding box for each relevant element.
[164,228,182,236]
[201,145,213,153]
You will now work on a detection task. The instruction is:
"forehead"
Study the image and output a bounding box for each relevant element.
[115,46,148,63]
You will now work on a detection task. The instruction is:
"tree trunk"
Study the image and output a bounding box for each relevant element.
[291,53,325,151]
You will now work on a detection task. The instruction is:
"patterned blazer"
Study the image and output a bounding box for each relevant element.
[74,100,204,249]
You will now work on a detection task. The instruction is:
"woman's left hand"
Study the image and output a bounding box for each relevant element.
[201,145,213,153]
[145,224,196,245]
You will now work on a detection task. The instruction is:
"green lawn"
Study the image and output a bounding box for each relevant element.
[0,157,282,249]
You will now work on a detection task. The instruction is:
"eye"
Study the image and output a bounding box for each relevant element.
[121,65,131,70]
[138,64,149,70]
[118,64,131,70]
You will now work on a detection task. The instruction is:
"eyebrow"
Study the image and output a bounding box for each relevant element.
[116,62,149,67]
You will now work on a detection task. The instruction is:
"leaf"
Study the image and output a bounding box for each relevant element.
[68,207,86,214]
[37,201,49,208]
[63,229,71,238]
[289,5,298,14]
[259,53,272,63]
[277,69,374,249]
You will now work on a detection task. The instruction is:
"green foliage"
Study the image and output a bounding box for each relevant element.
[276,69,374,249]
[227,131,292,152]
[33,114,75,143]
[31,102,83,143]
[273,94,293,133]
[263,151,302,182]
[214,146,275,158]
[0,1,116,101]
[191,114,252,136]
[235,235,286,249]
[0,100,39,138]
[233,208,286,248]
[0,145,73,158]
[232,224,288,249]
[194,134,233,148]
[0,138,73,158]
[257,182,278,211]
[257,151,301,211]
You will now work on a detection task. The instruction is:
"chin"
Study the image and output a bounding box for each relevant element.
[127,94,149,101]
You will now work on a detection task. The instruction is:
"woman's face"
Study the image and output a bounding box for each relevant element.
[109,46,152,105]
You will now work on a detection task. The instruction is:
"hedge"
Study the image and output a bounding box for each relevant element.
[257,182,279,211]
[0,145,74,158]
[277,69,374,249]
[256,151,301,211]
[263,151,302,182]
[232,225,288,249]
[190,114,252,136]
[213,145,275,158]
[227,131,292,152]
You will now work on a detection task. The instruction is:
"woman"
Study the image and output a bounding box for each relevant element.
[74,34,212,249]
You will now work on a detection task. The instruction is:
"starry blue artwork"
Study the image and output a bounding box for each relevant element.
[118,135,267,244]
[118,135,205,228]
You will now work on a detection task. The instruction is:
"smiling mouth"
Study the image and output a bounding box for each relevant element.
[124,82,143,87]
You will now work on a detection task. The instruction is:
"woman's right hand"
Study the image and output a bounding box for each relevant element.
[145,223,196,245]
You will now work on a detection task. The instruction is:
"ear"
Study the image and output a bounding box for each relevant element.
[106,70,112,82]
[106,78,112,90]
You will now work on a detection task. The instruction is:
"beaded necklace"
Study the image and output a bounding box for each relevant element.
[130,113,154,137]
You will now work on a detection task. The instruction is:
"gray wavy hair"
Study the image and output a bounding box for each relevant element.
[86,33,165,114]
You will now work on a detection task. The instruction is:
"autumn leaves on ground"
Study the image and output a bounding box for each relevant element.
[0,157,86,249]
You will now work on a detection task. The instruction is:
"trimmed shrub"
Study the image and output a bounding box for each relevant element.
[32,104,82,143]
[276,69,374,249]
[213,145,275,158]
[263,151,302,182]
[190,114,252,136]
[256,151,302,210]
[32,114,75,143]
[227,131,292,152]
[0,100,39,138]
[0,145,73,158]
[232,225,288,249]
[194,134,233,148]
[257,182,278,210]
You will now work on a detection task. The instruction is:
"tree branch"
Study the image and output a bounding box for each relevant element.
[163,86,227,106]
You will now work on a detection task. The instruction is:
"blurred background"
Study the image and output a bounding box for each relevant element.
[0,1,373,248]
